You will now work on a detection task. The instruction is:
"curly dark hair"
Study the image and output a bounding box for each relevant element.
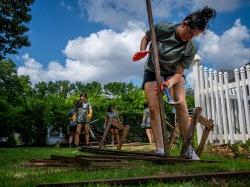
[80,92,87,99]
[183,6,216,31]
[107,105,116,112]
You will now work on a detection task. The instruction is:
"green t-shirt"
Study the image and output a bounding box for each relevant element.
[145,22,197,76]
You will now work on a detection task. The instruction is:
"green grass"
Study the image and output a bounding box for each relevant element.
[0,146,250,187]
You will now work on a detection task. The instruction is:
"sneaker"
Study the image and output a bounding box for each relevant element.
[184,145,200,160]
[155,148,165,157]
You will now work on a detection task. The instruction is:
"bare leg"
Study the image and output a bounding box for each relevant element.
[144,81,164,151]
[146,128,153,144]
[114,129,120,145]
[83,124,90,145]
[172,78,189,140]
[69,130,75,146]
[75,124,82,146]
[110,129,115,145]
[150,129,155,143]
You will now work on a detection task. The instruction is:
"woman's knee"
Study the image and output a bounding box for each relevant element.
[148,105,159,117]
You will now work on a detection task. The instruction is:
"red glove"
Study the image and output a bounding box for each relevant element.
[154,80,171,95]
[154,83,164,95]
[132,50,149,61]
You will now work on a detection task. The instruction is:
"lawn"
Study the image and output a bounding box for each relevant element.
[0,145,250,187]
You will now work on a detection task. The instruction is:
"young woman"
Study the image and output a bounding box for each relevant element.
[104,105,121,145]
[133,7,216,159]
[141,103,154,144]
[75,93,92,146]
[68,109,77,147]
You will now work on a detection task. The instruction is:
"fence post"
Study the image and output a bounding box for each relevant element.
[247,65,250,139]
[204,67,212,143]
[219,72,228,143]
[214,71,223,144]
[247,65,250,93]
[224,72,234,143]
[192,55,203,144]
[235,68,246,143]
[240,67,250,139]
[209,69,216,142]
[199,66,206,116]
[193,55,201,107]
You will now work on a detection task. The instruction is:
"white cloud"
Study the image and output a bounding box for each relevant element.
[18,19,250,86]
[197,19,250,69]
[78,0,245,31]
[79,0,189,30]
[191,0,242,12]
[18,23,146,83]
[18,54,45,82]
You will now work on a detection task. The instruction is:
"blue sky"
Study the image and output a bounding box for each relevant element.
[16,0,250,85]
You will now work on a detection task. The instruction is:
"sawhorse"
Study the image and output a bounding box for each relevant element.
[99,121,130,151]
[168,107,214,157]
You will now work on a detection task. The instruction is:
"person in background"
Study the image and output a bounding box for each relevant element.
[104,105,121,145]
[68,109,77,147]
[75,93,93,146]
[141,103,154,144]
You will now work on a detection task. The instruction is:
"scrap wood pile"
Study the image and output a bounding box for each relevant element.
[22,154,135,170]
[206,143,250,159]
[22,145,218,171]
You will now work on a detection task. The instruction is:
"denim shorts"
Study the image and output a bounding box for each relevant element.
[142,69,185,89]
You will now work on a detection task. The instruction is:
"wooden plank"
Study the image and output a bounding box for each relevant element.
[22,162,78,168]
[109,121,124,130]
[198,116,214,130]
[99,121,112,148]
[196,128,210,156]
[168,124,179,149]
[50,155,77,163]
[117,125,130,150]
[77,154,217,163]
[181,107,202,156]
[37,171,250,186]
[79,145,157,157]
[145,0,168,155]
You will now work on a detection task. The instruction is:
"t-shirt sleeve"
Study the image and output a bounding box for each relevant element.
[181,42,197,69]
[180,53,196,69]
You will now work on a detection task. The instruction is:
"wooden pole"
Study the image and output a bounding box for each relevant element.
[145,0,168,155]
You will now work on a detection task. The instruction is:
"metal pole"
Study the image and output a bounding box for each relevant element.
[145,0,168,155]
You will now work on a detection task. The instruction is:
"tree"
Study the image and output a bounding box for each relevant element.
[0,0,34,60]
[0,59,23,103]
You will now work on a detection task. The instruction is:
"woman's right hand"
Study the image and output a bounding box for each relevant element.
[132,50,149,61]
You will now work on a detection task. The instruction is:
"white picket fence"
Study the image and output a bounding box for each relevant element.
[193,57,250,144]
